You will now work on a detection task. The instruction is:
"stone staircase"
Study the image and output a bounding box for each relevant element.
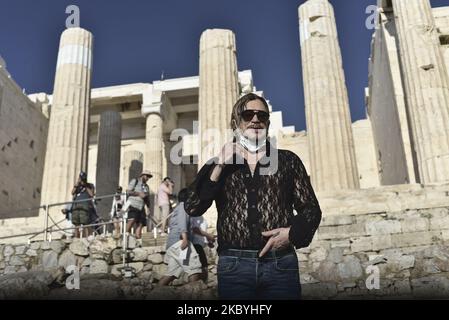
[141,232,167,247]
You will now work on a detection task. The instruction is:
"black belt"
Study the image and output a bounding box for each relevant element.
[220,247,295,259]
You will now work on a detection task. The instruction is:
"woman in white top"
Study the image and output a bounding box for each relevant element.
[110,187,126,238]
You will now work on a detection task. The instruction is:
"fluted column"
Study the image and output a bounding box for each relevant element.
[299,0,359,191]
[95,111,121,221]
[144,113,163,195]
[41,27,93,206]
[198,29,239,167]
[392,0,449,184]
[121,151,144,188]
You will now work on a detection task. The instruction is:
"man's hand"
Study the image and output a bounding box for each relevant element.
[259,227,291,258]
[137,192,146,199]
[206,234,216,243]
[181,239,189,250]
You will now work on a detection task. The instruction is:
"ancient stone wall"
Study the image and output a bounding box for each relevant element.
[0,66,48,219]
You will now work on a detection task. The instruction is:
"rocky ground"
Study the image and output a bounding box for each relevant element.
[0,269,216,300]
[0,235,218,299]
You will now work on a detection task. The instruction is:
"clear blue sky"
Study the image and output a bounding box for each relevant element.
[0,0,447,131]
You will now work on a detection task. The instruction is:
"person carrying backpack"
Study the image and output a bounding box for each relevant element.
[126,170,152,239]
[71,171,95,238]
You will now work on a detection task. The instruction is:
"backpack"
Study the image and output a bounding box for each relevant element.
[126,179,139,200]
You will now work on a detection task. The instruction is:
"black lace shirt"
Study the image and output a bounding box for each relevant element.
[184,143,322,253]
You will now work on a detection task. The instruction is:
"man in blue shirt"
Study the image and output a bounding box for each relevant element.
[159,188,202,286]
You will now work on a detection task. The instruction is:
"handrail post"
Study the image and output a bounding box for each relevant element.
[122,213,128,269]
[44,204,49,242]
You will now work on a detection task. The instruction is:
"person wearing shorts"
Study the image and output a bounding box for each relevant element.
[71,171,94,238]
[126,170,152,239]
[159,188,202,286]
[190,215,216,281]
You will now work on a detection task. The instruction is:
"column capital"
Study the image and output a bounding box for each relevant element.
[141,103,163,118]
[141,83,164,118]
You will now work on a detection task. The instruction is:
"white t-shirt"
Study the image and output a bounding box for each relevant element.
[190,216,208,247]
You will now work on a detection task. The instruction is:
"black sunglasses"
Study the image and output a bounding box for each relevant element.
[240,109,270,122]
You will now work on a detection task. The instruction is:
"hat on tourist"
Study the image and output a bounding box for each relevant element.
[140,170,153,178]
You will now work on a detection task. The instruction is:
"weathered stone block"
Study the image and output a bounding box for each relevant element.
[300,273,320,284]
[328,247,344,263]
[15,246,26,255]
[128,262,144,273]
[132,248,147,262]
[309,247,327,262]
[58,250,77,269]
[9,256,24,266]
[41,242,51,250]
[442,230,449,241]
[29,242,40,250]
[69,239,89,257]
[50,241,64,254]
[150,263,166,280]
[3,246,14,257]
[331,240,351,248]
[3,266,16,274]
[147,253,163,264]
[298,253,309,262]
[365,220,401,235]
[337,256,363,281]
[89,260,109,274]
[391,231,440,248]
[321,215,354,227]
[430,216,449,230]
[40,251,58,269]
[26,249,37,257]
[351,237,372,253]
[317,224,365,240]
[371,235,393,251]
[401,218,429,233]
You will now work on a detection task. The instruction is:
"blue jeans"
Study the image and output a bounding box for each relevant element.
[217,253,301,300]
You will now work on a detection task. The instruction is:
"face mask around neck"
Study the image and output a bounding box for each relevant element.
[234,128,267,153]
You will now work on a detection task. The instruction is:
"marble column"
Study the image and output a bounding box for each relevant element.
[95,111,121,221]
[392,0,449,184]
[299,0,359,191]
[198,29,239,167]
[41,27,93,207]
[144,112,163,198]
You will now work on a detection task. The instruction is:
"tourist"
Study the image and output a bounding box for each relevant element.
[71,171,95,238]
[159,188,202,286]
[157,177,174,235]
[110,186,125,238]
[184,93,322,299]
[126,170,152,239]
[61,203,74,239]
[190,215,216,281]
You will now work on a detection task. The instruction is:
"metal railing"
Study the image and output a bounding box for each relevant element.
[0,192,176,243]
